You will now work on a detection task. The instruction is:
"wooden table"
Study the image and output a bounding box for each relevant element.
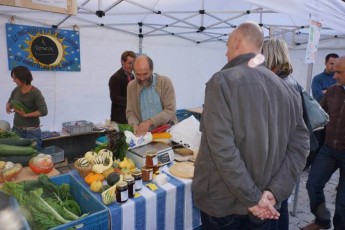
[186,107,203,114]
[186,107,203,121]
[0,167,60,186]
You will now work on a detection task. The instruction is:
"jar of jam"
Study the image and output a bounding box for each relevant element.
[141,166,153,182]
[116,181,128,203]
[153,162,163,174]
[132,169,143,191]
[145,151,158,167]
[124,175,135,198]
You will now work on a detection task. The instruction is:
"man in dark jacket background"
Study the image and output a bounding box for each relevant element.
[303,56,345,230]
[109,51,136,124]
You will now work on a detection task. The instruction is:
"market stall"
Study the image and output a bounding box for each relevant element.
[0,121,202,229]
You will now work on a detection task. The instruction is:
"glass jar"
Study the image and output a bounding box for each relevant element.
[141,166,153,182]
[116,181,128,203]
[153,162,163,174]
[124,175,135,198]
[132,169,143,191]
[145,151,158,167]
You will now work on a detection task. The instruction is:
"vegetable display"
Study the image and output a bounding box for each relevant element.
[74,143,140,205]
[0,174,88,230]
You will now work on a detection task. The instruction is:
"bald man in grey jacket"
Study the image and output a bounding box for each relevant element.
[192,22,309,230]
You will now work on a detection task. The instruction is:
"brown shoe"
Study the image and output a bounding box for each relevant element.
[301,223,331,230]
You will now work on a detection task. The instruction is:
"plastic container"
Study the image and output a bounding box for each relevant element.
[62,120,93,135]
[51,174,109,230]
[0,191,31,230]
[176,109,194,122]
[40,145,65,163]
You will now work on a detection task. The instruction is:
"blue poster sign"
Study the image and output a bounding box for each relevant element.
[6,23,81,71]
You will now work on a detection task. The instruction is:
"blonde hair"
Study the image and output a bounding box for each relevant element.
[262,38,293,76]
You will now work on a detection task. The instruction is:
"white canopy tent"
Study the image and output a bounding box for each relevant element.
[0,0,344,130]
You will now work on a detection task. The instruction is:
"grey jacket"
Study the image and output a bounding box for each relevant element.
[192,53,309,217]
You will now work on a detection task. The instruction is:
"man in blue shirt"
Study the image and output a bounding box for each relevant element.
[311,53,339,102]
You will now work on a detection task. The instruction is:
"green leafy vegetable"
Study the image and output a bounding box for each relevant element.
[0,175,87,230]
[108,130,128,161]
[118,124,133,132]
[0,131,19,139]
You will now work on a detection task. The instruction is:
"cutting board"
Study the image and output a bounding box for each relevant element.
[169,162,194,179]
[0,167,60,185]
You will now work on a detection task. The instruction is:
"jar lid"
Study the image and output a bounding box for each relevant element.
[124,175,135,182]
[132,169,142,176]
[117,181,128,188]
[145,150,157,157]
[141,167,153,172]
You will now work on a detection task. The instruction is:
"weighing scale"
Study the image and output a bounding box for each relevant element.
[126,142,174,168]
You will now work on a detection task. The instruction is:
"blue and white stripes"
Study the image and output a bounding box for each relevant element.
[70,166,201,230]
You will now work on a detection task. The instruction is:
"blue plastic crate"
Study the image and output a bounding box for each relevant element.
[15,174,109,230]
[176,109,194,122]
[49,174,109,230]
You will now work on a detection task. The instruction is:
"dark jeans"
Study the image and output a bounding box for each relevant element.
[306,144,345,230]
[270,199,288,230]
[12,126,42,150]
[305,129,325,169]
[200,211,272,230]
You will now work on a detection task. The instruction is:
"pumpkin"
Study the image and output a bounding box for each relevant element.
[90,180,103,192]
[93,155,105,165]
[75,157,90,167]
[98,149,113,160]
[84,151,97,163]
[85,171,105,185]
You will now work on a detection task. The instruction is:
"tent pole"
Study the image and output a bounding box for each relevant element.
[139,23,143,54]
[306,63,313,94]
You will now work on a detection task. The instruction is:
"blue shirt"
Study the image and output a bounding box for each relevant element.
[140,74,163,121]
[311,70,336,102]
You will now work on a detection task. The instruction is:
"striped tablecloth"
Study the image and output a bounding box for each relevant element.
[70,165,201,230]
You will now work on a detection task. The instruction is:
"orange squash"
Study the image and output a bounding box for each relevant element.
[85,171,105,185]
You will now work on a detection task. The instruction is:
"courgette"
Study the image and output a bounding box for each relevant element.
[0,138,36,147]
[10,100,32,114]
[0,144,37,156]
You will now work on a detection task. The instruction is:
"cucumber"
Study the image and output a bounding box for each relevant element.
[0,138,36,147]
[0,144,37,156]
[10,100,32,114]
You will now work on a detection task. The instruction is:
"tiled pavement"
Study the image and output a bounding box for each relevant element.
[56,162,340,230]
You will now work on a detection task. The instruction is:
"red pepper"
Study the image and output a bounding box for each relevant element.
[150,124,171,133]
